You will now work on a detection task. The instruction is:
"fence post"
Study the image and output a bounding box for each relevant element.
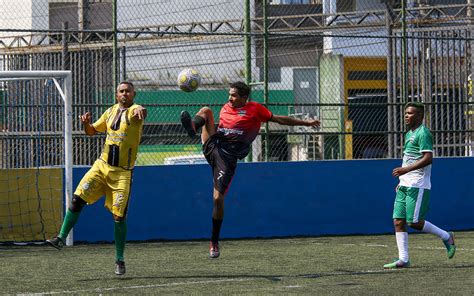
[263,0,269,162]
[385,4,394,158]
[61,22,69,71]
[244,0,253,162]
[112,0,119,88]
[401,0,408,104]
[468,0,474,155]
[121,46,126,81]
[244,0,251,85]
[78,0,89,43]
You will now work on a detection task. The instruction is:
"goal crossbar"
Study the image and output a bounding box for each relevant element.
[0,70,73,246]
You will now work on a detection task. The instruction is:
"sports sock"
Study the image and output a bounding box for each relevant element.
[395,232,409,262]
[58,209,81,240]
[211,218,223,243]
[422,220,450,241]
[114,220,127,261]
[193,115,205,130]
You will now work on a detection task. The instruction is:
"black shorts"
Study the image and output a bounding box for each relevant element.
[203,134,238,194]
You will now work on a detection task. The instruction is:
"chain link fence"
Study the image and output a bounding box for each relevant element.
[1,1,473,168]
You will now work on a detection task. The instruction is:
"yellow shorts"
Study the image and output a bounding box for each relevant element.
[74,159,132,217]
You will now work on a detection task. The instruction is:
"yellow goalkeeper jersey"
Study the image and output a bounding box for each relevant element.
[93,103,144,169]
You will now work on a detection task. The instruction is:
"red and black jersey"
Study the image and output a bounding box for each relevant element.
[215,101,273,159]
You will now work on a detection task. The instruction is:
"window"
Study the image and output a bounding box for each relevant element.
[259,68,282,83]
[48,1,113,42]
[337,0,356,12]
[49,1,112,30]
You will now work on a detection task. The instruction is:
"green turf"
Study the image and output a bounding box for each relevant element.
[1,232,473,294]
[136,144,202,165]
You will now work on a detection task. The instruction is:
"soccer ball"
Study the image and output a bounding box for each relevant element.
[177,68,201,92]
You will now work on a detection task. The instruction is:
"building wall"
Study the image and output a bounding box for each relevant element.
[0,0,45,46]
[322,0,466,56]
[118,0,248,29]
[119,0,250,86]
[0,0,34,30]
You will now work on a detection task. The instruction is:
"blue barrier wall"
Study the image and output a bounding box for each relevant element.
[73,157,474,242]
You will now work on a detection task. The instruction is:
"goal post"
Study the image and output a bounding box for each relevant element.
[0,71,73,246]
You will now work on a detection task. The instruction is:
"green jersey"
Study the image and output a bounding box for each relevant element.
[399,124,433,189]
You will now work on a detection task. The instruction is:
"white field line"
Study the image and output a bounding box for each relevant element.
[18,278,252,296]
[343,243,474,251]
[19,269,393,296]
[17,242,474,295]
[43,241,474,252]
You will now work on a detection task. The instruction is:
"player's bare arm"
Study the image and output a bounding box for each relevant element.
[132,106,147,120]
[80,112,97,136]
[392,151,433,177]
[270,115,320,127]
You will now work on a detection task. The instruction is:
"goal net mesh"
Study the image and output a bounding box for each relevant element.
[0,76,68,243]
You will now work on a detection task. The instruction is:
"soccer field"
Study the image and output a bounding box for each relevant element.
[1,232,473,295]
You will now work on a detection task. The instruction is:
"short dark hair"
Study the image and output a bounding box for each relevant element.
[118,81,135,90]
[230,81,250,99]
[405,102,425,116]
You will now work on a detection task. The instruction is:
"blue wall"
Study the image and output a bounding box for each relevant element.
[73,157,474,242]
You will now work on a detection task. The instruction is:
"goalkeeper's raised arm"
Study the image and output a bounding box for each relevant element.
[79,112,96,136]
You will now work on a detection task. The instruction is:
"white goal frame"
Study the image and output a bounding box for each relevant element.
[0,71,73,246]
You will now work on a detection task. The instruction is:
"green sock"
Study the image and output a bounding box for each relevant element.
[114,220,127,262]
[58,209,81,240]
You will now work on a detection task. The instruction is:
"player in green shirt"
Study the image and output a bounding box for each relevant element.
[384,102,456,269]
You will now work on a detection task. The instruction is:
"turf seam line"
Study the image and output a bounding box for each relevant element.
[17,278,252,295]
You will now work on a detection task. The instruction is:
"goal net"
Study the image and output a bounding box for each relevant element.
[0,71,73,245]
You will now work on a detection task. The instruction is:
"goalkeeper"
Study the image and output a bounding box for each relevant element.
[46,81,147,276]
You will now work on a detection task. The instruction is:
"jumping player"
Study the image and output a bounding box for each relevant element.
[180,81,320,258]
[384,102,456,269]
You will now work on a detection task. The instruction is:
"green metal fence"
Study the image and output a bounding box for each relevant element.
[1,1,473,168]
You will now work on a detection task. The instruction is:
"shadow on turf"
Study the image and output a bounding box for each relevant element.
[78,274,285,282]
[77,269,405,283]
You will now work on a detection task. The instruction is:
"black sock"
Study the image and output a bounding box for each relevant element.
[193,115,205,130]
[211,218,223,243]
